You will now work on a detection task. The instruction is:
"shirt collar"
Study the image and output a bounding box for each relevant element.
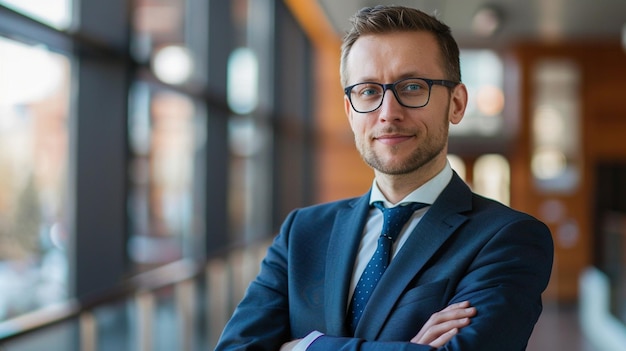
[369,161,453,208]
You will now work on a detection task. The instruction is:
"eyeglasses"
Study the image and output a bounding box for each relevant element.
[344,77,459,113]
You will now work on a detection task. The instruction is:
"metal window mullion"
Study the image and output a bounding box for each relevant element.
[71,0,131,300]
[0,5,73,52]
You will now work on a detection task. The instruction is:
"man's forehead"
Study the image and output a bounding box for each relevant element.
[345,31,444,80]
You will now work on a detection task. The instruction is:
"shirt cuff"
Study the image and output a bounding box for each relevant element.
[292,330,324,351]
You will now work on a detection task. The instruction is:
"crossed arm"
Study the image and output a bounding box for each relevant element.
[280,301,477,350]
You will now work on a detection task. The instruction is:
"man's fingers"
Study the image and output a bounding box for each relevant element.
[424,305,476,327]
[411,317,471,344]
[411,301,476,345]
[443,301,471,310]
[438,301,476,316]
[428,327,459,348]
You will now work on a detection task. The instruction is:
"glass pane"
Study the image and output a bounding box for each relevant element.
[127,82,205,271]
[227,47,259,115]
[531,60,581,193]
[132,0,207,86]
[152,287,178,351]
[93,301,133,350]
[0,37,71,321]
[451,49,504,136]
[0,0,73,29]
[227,115,272,243]
[473,154,510,206]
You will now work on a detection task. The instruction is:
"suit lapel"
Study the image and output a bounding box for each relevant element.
[324,193,371,336]
[356,174,473,339]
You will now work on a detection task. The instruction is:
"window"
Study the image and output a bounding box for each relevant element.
[531,60,581,193]
[474,154,510,205]
[132,0,207,87]
[0,0,314,329]
[452,50,505,137]
[128,84,206,270]
[0,36,71,320]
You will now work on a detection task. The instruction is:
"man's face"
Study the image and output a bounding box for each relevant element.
[344,31,466,176]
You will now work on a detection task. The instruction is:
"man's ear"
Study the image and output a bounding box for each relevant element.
[449,83,468,125]
[344,95,354,127]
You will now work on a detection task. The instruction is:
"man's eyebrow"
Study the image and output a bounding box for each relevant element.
[351,72,431,83]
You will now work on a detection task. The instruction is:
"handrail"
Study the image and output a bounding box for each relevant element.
[0,259,201,342]
[0,299,81,340]
[0,238,267,343]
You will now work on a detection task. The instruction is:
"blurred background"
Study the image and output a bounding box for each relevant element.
[0,0,625,350]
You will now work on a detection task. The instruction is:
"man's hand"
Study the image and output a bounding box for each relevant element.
[410,301,476,347]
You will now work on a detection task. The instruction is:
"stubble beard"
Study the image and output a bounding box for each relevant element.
[356,114,450,176]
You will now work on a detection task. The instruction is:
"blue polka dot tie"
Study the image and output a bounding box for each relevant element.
[348,201,428,333]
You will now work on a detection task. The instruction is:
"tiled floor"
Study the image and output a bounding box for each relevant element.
[527,303,599,351]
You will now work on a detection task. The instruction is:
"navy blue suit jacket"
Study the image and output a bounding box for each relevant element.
[215,173,554,350]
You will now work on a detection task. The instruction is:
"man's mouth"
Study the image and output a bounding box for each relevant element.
[374,134,414,146]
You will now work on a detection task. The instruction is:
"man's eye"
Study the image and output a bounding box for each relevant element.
[404,84,422,91]
[356,85,381,97]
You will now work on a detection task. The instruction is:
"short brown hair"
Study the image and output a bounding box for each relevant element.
[340,5,461,86]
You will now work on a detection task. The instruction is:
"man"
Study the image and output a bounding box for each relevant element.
[215,5,553,351]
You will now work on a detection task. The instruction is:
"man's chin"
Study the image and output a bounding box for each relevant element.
[368,159,418,176]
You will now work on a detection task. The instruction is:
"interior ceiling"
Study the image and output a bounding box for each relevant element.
[316,0,626,48]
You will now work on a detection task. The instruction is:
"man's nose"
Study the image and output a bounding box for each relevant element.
[377,89,404,120]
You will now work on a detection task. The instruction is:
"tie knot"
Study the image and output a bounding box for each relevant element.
[372,201,428,241]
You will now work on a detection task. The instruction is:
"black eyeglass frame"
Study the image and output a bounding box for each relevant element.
[344,77,459,113]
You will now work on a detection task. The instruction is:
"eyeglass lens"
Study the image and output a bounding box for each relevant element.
[349,78,430,112]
